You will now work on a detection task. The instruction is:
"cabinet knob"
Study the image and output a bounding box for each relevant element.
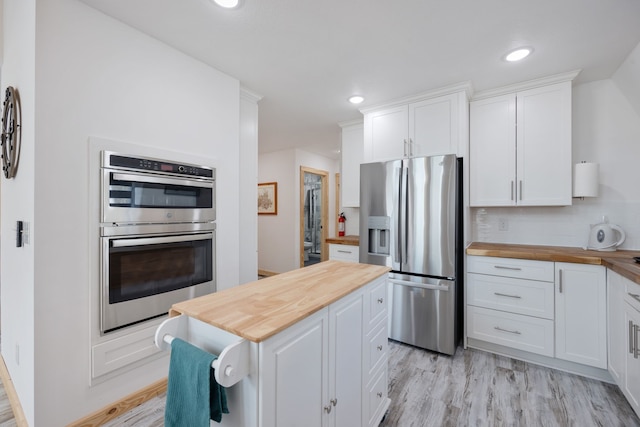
[377,345,383,351]
[331,398,338,406]
[377,392,383,398]
[377,298,384,304]
[324,405,332,414]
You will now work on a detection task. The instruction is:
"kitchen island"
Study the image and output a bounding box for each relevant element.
[156,260,391,427]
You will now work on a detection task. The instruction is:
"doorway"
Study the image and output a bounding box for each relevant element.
[300,167,329,268]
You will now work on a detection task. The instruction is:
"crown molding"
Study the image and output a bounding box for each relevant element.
[359,81,473,114]
[471,69,581,101]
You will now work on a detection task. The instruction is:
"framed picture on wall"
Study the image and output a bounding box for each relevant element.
[258,182,278,215]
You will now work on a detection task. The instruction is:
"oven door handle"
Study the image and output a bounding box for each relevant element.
[112,172,214,188]
[111,233,213,247]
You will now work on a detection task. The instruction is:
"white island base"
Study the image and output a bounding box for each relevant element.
[156,261,391,427]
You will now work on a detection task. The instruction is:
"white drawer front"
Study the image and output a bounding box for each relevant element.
[365,321,388,379]
[366,276,388,331]
[365,364,388,426]
[624,275,640,312]
[467,255,554,282]
[467,273,555,320]
[467,306,554,357]
[329,244,360,262]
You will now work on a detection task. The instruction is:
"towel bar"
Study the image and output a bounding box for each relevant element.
[155,315,250,387]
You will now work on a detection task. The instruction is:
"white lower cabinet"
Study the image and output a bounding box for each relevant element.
[467,256,608,369]
[608,269,640,417]
[260,276,388,427]
[329,244,360,263]
[555,263,607,369]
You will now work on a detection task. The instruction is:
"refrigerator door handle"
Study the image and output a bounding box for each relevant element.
[389,278,451,292]
[400,166,409,264]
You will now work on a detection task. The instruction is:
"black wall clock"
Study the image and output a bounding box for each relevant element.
[1,86,21,179]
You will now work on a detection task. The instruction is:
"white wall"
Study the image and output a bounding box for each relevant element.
[2,0,249,425]
[613,41,640,117]
[258,149,338,273]
[470,77,640,249]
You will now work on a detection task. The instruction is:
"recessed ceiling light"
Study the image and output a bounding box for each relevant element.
[348,95,364,104]
[213,0,239,8]
[504,47,532,62]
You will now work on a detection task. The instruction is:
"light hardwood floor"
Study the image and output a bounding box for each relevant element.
[6,341,638,426]
[0,377,17,427]
[103,340,640,427]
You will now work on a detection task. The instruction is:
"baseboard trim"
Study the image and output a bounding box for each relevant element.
[258,269,279,277]
[0,355,28,427]
[67,378,167,427]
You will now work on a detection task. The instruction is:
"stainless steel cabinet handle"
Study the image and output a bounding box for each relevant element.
[519,180,523,201]
[494,292,522,299]
[403,139,408,157]
[337,250,352,254]
[559,269,563,293]
[324,405,332,414]
[630,320,635,354]
[377,345,383,351]
[628,293,640,305]
[493,265,522,271]
[330,398,337,407]
[635,324,640,359]
[377,298,384,304]
[511,181,514,201]
[409,138,414,157]
[377,392,383,398]
[494,326,521,335]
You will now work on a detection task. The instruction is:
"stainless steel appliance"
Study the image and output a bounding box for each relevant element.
[100,151,216,334]
[359,154,462,355]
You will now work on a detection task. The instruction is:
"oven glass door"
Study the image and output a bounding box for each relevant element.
[102,170,215,224]
[101,231,214,333]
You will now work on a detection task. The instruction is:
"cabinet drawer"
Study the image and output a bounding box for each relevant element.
[329,244,359,262]
[624,276,640,312]
[467,306,554,357]
[365,320,387,379]
[467,273,554,319]
[365,364,388,426]
[366,276,388,331]
[467,255,554,282]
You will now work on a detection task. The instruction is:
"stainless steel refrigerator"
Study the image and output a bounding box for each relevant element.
[359,154,462,355]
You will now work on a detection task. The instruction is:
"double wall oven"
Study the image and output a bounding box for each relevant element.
[100,151,216,334]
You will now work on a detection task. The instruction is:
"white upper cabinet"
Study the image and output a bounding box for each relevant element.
[340,121,364,208]
[470,73,576,207]
[361,84,470,163]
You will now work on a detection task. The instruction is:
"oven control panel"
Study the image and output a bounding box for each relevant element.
[103,152,214,179]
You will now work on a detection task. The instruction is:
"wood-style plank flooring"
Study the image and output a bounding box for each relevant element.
[101,340,640,427]
[0,376,17,427]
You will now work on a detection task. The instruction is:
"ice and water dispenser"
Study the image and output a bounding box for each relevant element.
[367,216,390,255]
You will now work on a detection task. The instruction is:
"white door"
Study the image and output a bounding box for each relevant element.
[469,94,516,206]
[555,263,607,368]
[363,105,408,162]
[608,270,626,384]
[516,82,572,206]
[624,302,640,412]
[409,93,459,157]
[329,291,363,426]
[260,309,329,427]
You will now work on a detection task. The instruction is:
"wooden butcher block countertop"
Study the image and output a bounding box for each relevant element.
[467,242,640,285]
[326,235,360,246]
[169,260,390,343]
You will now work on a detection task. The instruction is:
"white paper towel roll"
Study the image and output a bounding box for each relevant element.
[573,162,599,197]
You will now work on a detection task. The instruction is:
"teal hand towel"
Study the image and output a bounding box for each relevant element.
[165,338,229,426]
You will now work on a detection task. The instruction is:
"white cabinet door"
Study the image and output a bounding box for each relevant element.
[329,290,363,427]
[260,309,328,427]
[363,105,408,162]
[517,82,572,206]
[469,94,516,206]
[470,81,572,207]
[409,93,460,158]
[608,270,626,385]
[555,263,607,368]
[340,122,363,208]
[624,301,640,412]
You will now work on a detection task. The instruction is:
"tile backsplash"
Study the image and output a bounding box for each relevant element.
[471,200,640,250]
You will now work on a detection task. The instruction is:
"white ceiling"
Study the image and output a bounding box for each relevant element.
[79,0,640,159]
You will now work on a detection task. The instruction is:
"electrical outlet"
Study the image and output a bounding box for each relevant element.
[498,218,509,231]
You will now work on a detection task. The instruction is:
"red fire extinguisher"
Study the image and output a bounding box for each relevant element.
[338,212,346,237]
